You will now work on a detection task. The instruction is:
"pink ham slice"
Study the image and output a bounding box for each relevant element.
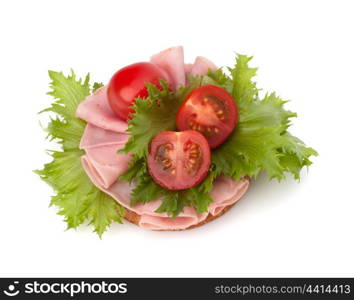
[184,63,193,75]
[190,56,218,76]
[80,124,131,189]
[139,214,207,230]
[76,86,128,133]
[81,148,131,189]
[151,46,186,89]
[209,176,249,216]
[184,57,218,85]
[77,47,250,230]
[80,124,129,149]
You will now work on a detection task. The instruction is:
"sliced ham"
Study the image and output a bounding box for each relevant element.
[76,86,128,133]
[139,214,208,230]
[190,56,218,76]
[209,176,249,216]
[80,124,131,189]
[80,124,129,149]
[184,63,193,75]
[81,154,127,189]
[77,47,249,230]
[81,146,131,189]
[151,46,186,89]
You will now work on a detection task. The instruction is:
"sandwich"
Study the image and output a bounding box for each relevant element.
[37,46,317,236]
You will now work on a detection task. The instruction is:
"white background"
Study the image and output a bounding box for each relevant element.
[0,0,353,277]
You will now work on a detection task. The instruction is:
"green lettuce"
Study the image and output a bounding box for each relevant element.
[36,71,125,238]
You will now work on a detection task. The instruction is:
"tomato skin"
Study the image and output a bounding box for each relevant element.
[147,130,210,190]
[107,62,169,120]
[176,85,238,149]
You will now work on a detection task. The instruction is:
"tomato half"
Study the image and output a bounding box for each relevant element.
[147,130,211,190]
[107,62,169,120]
[176,85,238,149]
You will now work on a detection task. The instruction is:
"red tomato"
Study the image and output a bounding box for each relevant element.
[176,85,238,149]
[107,62,169,120]
[147,130,211,190]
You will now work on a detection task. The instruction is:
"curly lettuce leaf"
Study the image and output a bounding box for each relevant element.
[92,82,104,92]
[119,81,179,158]
[210,55,318,180]
[36,71,125,237]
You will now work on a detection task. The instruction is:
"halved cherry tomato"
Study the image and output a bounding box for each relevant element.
[147,130,211,190]
[107,62,169,120]
[176,85,238,149]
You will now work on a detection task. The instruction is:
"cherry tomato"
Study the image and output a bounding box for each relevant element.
[176,85,238,148]
[147,130,211,190]
[107,62,169,120]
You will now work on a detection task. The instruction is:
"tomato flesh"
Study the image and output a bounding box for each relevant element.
[176,85,238,148]
[107,62,169,120]
[147,131,211,190]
